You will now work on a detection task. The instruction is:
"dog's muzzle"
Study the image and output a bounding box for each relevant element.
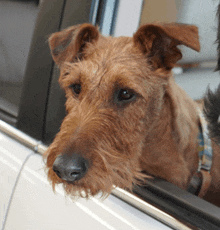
[53,153,89,182]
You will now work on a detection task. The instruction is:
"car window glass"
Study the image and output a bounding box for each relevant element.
[0,1,39,118]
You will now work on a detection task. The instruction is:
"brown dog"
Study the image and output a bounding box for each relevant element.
[44,23,220,200]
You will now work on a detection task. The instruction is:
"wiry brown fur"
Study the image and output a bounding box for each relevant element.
[44,23,220,200]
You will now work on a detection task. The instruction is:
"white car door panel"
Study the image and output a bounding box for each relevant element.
[1,136,171,230]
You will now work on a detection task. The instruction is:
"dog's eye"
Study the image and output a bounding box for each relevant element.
[70,84,81,95]
[117,89,134,101]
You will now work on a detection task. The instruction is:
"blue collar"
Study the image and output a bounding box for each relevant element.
[197,110,213,172]
[187,109,213,197]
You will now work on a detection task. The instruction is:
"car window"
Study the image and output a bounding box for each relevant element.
[0,1,39,120]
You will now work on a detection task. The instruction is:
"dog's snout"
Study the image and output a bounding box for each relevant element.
[53,153,89,182]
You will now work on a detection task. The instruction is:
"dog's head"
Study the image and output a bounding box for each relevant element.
[44,23,200,198]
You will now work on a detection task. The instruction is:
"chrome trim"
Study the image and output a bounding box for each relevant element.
[100,0,117,36]
[112,188,192,230]
[0,120,47,155]
[89,0,100,25]
[0,119,190,229]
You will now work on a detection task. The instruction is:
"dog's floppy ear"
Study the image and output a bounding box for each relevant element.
[49,23,99,65]
[133,23,200,70]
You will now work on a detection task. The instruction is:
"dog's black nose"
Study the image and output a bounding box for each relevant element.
[53,153,89,182]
